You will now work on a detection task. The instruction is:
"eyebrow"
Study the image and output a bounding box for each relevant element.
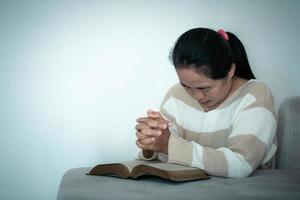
[180,82,211,90]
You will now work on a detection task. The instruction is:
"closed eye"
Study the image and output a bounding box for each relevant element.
[197,87,210,92]
[180,82,211,92]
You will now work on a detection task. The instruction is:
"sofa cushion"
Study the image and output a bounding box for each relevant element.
[276,96,300,169]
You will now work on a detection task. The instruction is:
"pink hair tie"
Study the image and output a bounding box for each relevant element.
[217,29,229,41]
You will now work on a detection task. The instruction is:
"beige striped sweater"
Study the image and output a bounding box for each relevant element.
[138,80,277,178]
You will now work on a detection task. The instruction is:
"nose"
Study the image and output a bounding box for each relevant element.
[193,89,205,100]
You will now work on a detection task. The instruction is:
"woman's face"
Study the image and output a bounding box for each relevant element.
[176,67,234,111]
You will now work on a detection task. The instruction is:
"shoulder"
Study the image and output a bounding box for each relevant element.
[241,80,273,101]
[221,80,275,116]
[238,80,275,115]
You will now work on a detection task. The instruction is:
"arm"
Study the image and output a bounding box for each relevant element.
[164,93,277,178]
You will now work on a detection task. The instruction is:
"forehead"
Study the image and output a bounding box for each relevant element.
[176,68,215,86]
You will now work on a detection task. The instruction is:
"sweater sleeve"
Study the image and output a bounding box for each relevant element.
[167,89,277,178]
[136,88,181,162]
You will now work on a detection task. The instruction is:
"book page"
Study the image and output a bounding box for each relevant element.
[142,162,199,171]
[121,160,158,172]
[130,160,207,181]
[122,160,199,172]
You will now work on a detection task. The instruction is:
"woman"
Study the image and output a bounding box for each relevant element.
[135,28,277,178]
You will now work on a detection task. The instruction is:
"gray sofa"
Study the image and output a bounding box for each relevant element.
[57,97,300,200]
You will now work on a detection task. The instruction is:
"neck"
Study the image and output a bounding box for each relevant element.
[230,76,248,94]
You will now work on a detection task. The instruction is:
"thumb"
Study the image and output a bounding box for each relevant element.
[147,110,172,127]
[147,109,161,119]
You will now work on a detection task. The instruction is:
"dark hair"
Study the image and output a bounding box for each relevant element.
[170,28,255,80]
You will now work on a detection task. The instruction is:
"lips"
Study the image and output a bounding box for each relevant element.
[199,100,209,105]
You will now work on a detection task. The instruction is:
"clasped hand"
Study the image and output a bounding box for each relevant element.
[135,110,171,154]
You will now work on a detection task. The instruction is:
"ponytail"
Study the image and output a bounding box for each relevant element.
[227,32,256,79]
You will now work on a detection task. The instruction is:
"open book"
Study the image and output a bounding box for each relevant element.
[88,160,209,182]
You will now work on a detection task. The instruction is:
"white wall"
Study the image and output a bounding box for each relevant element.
[0,0,299,199]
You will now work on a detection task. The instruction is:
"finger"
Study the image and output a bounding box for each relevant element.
[136,139,152,150]
[135,123,150,131]
[136,117,148,123]
[136,139,143,148]
[147,111,172,127]
[140,128,161,137]
[147,110,160,119]
[136,139,149,150]
[136,131,156,140]
[137,118,168,129]
[139,137,156,145]
[136,131,144,139]
[136,140,157,152]
[155,112,172,127]
[147,110,166,120]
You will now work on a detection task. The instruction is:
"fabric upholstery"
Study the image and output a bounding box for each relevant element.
[57,167,300,200]
[276,96,300,169]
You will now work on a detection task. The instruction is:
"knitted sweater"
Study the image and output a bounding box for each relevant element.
[138,80,277,178]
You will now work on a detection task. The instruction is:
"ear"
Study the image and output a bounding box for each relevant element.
[228,63,236,79]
